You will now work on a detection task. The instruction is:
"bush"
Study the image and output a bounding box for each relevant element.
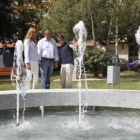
[84,47,111,77]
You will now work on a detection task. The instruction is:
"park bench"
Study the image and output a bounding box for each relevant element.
[0,67,12,83]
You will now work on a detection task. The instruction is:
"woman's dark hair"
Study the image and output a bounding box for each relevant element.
[57,34,65,40]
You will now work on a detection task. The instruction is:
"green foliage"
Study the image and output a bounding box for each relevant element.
[1,0,140,45]
[0,0,47,42]
[39,0,78,40]
[84,47,111,67]
[84,47,111,77]
[38,0,140,45]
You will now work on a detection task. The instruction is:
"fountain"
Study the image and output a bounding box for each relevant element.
[1,23,140,139]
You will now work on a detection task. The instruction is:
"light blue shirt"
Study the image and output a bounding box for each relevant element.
[24,39,39,64]
[37,37,59,62]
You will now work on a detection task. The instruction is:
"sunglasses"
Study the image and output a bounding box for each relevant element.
[58,39,64,42]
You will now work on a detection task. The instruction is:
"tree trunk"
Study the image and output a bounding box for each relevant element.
[115,0,119,65]
[88,0,96,45]
[91,14,95,42]
[90,14,97,48]
[102,66,107,77]
[93,65,99,78]
[106,18,112,50]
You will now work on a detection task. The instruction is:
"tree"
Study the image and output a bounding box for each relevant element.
[39,0,80,40]
[0,0,48,43]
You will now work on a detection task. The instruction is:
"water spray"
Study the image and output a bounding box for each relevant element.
[73,21,87,124]
[11,40,27,126]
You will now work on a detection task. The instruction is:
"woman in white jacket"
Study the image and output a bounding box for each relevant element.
[24,27,39,89]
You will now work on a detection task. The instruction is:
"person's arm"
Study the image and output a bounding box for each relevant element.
[69,42,77,51]
[37,40,42,69]
[54,41,59,68]
[24,39,30,70]
[37,40,42,62]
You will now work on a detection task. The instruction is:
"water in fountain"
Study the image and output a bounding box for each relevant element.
[73,21,88,123]
[1,108,140,140]
[11,40,28,126]
[39,106,44,117]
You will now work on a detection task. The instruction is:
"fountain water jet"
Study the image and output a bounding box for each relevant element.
[73,21,88,123]
[135,26,140,45]
[135,26,140,53]
[11,40,28,126]
[39,106,44,117]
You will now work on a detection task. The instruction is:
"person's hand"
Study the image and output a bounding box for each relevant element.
[12,67,17,75]
[26,63,31,70]
[12,43,15,47]
[54,61,58,69]
[69,42,77,51]
[38,62,41,69]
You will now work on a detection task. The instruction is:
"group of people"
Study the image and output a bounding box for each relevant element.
[23,27,77,89]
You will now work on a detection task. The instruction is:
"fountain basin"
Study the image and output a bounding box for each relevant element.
[0,89,140,110]
[1,108,140,140]
[1,89,140,140]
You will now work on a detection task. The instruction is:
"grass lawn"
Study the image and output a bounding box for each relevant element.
[0,71,140,91]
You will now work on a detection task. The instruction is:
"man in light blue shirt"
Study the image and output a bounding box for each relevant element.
[38,28,59,89]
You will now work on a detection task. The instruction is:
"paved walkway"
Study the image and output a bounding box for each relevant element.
[53,78,106,82]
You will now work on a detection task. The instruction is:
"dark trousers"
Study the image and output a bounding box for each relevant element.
[41,58,54,89]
